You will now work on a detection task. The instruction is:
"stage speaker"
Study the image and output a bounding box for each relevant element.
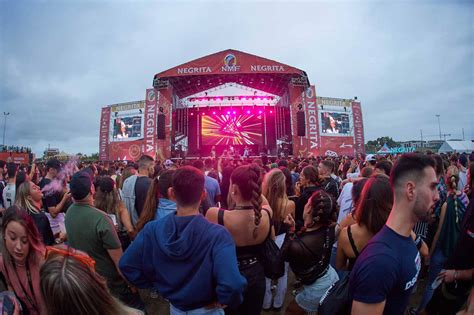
[296,111,306,136]
[157,114,166,139]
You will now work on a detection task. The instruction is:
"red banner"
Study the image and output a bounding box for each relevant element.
[155,49,306,79]
[352,101,365,155]
[0,152,30,164]
[304,86,319,157]
[108,140,144,161]
[99,107,111,161]
[144,89,158,156]
[156,87,173,160]
[320,136,355,157]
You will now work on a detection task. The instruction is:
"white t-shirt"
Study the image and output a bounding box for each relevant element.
[458,170,467,192]
[2,183,16,208]
[334,182,354,248]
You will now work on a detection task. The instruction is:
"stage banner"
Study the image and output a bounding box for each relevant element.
[352,101,365,155]
[156,86,173,160]
[289,85,306,157]
[144,89,158,156]
[320,136,355,157]
[0,152,30,164]
[304,85,320,157]
[154,49,307,79]
[108,140,144,161]
[99,107,111,161]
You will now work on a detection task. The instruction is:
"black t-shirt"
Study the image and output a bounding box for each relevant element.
[281,226,335,284]
[134,176,152,216]
[0,180,5,207]
[321,177,339,200]
[29,211,55,246]
[38,178,66,213]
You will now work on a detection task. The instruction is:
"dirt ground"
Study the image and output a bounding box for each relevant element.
[140,269,428,315]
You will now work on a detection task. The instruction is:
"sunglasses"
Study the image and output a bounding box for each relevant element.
[45,246,96,270]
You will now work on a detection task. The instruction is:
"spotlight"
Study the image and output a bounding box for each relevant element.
[227,111,230,115]
[233,111,236,115]
[270,110,273,114]
[258,110,262,114]
[190,112,194,116]
[246,110,251,114]
[212,111,216,115]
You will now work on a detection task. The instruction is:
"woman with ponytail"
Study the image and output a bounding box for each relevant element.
[206,164,273,315]
[415,165,469,314]
[281,190,339,315]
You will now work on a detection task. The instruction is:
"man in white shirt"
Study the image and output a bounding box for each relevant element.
[2,163,18,208]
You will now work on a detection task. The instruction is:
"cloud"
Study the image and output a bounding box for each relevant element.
[1,0,473,156]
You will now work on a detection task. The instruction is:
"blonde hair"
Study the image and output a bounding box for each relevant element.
[446,165,460,191]
[262,169,287,225]
[40,251,135,315]
[15,181,40,214]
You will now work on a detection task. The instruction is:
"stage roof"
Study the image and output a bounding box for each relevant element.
[153,49,310,98]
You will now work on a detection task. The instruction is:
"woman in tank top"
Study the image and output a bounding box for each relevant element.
[206,164,273,315]
[261,168,295,310]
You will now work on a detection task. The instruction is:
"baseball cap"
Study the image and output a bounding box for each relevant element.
[46,158,61,170]
[365,154,376,162]
[164,159,174,168]
[70,171,92,200]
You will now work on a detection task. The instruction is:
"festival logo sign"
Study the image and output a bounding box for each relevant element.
[222,53,241,72]
[145,89,158,155]
[352,101,365,155]
[304,86,320,155]
[99,107,111,161]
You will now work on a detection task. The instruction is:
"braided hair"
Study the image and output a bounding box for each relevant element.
[446,165,460,192]
[308,190,337,227]
[231,164,263,233]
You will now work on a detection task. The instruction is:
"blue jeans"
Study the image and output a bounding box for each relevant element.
[171,305,224,315]
[417,248,447,311]
[295,266,339,312]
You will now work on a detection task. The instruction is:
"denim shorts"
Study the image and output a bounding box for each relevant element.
[171,304,225,315]
[295,265,339,312]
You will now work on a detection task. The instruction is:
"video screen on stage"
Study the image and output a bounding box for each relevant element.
[320,112,352,135]
[112,116,143,140]
[109,102,145,142]
[201,114,263,145]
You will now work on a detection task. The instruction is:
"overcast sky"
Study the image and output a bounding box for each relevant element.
[1,0,473,156]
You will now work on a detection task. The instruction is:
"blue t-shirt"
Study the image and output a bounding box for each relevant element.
[349,225,421,315]
[205,176,221,207]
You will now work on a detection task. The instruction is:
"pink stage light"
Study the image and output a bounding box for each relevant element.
[212,111,216,115]
[270,110,273,114]
[257,97,262,101]
[232,111,236,114]
[215,97,221,101]
[258,110,262,114]
[227,111,230,115]
[246,110,251,114]
[190,112,194,116]
[202,112,206,115]
[242,97,247,101]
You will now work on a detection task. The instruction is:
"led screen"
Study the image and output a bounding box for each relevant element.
[320,112,351,135]
[111,116,143,141]
[201,114,262,145]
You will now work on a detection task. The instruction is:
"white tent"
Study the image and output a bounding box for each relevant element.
[438,140,474,154]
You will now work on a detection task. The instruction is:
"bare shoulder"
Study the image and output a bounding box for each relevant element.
[205,207,220,222]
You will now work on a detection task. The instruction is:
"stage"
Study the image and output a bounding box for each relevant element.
[99,49,365,161]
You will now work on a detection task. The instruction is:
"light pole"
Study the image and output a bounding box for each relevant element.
[435,114,441,141]
[2,112,10,147]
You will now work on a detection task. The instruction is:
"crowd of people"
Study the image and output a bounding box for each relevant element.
[0,150,472,314]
